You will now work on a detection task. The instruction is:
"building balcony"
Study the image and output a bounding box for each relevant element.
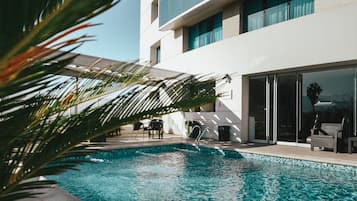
[159,0,235,31]
[155,3,357,75]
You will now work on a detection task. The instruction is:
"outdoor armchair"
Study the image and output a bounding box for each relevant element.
[310,117,344,153]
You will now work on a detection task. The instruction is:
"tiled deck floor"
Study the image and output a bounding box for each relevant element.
[96,133,185,150]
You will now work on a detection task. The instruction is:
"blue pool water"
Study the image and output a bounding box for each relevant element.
[50,144,357,201]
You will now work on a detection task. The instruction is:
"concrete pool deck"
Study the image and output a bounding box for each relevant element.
[20,133,357,200]
[197,140,357,167]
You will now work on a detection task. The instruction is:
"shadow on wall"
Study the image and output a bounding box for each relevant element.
[184,99,242,142]
[162,112,187,135]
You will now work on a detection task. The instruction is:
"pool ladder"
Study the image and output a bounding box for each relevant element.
[194,125,208,145]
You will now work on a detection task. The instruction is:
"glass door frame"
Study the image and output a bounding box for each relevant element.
[248,75,275,144]
[274,73,301,144]
[249,73,301,144]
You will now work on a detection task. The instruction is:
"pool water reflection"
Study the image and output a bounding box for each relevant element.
[50,145,357,201]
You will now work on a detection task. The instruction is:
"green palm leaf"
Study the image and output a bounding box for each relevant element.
[0,0,219,200]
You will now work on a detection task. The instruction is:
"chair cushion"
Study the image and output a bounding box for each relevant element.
[312,135,333,139]
[320,123,341,136]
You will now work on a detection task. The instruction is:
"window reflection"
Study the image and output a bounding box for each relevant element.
[243,0,314,32]
[300,69,355,143]
[188,13,222,50]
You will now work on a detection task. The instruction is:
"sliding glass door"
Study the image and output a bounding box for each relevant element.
[249,77,267,142]
[249,75,300,144]
[249,76,274,143]
[248,67,357,145]
[277,74,297,142]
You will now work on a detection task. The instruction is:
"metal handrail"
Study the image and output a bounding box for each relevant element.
[194,125,208,145]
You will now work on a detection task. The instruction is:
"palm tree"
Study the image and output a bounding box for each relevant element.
[0,1,217,200]
[306,82,323,114]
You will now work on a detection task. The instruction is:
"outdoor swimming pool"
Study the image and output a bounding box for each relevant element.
[50,144,357,201]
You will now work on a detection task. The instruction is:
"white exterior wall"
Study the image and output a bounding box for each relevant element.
[160,29,185,61]
[222,1,242,39]
[315,0,357,11]
[162,112,186,135]
[140,0,357,142]
[140,0,185,64]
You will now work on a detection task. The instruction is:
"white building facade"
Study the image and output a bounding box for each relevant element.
[140,0,357,147]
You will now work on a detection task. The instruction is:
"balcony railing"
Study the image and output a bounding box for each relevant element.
[159,0,204,27]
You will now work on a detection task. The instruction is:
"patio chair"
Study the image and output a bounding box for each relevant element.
[148,119,163,139]
[310,115,344,153]
[133,121,144,138]
[107,128,121,137]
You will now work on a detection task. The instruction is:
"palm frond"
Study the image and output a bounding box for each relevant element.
[0,0,220,200]
[0,66,218,199]
[0,0,118,66]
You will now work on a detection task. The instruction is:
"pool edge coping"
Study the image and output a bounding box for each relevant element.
[98,141,357,170]
[189,143,357,173]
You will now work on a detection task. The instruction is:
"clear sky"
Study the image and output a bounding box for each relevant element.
[70,0,140,62]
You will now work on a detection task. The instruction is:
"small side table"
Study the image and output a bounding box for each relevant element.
[348,137,357,154]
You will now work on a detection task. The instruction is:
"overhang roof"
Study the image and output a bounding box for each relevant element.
[58,52,182,80]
